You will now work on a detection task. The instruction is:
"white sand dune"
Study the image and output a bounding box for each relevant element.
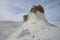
[8,5,60,40]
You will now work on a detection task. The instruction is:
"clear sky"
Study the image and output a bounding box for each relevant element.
[0,0,60,22]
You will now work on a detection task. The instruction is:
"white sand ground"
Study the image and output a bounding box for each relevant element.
[0,21,22,40]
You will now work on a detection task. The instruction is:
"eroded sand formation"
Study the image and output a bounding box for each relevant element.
[8,5,60,40]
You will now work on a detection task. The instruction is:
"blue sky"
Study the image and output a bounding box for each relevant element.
[0,0,60,22]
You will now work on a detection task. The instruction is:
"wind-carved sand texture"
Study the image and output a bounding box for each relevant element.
[16,29,30,39]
